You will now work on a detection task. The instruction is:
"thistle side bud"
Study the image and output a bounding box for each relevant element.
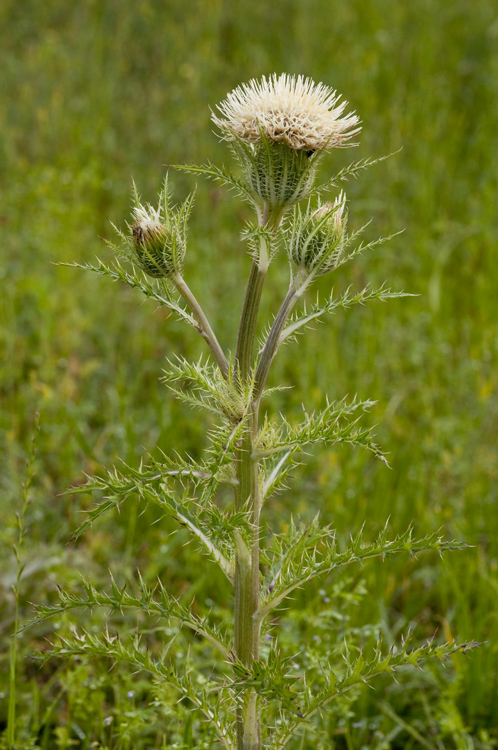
[131,207,179,278]
[289,192,347,277]
[128,179,192,279]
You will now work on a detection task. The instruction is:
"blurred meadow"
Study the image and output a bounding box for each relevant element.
[1,0,498,747]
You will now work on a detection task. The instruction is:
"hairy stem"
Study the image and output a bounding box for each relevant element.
[172,274,229,379]
[233,251,269,386]
[233,208,278,750]
[253,269,309,401]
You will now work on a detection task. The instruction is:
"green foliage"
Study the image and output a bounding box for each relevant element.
[257,520,469,622]
[255,396,387,463]
[277,284,412,346]
[62,257,198,329]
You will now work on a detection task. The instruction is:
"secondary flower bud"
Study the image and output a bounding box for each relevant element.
[289,192,347,276]
[131,207,179,278]
[128,179,192,279]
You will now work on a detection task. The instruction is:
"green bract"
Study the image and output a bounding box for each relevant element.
[131,215,176,277]
[289,193,347,277]
[232,136,320,217]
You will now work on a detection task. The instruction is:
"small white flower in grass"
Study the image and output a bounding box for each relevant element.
[212,73,360,151]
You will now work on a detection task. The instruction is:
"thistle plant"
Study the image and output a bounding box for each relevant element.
[37,74,476,749]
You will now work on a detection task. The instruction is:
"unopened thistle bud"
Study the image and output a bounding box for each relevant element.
[289,191,347,277]
[131,206,177,278]
[213,74,360,217]
[128,179,192,279]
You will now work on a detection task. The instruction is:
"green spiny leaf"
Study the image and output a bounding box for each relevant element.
[269,637,479,749]
[279,284,414,347]
[59,258,197,327]
[257,524,470,623]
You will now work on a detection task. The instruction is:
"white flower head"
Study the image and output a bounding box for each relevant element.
[213,74,361,151]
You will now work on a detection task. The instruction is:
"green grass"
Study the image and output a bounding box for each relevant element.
[1,0,497,747]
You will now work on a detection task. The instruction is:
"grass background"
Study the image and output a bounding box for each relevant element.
[1,0,497,747]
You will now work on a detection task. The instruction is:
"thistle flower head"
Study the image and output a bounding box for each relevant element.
[131,204,177,278]
[212,74,360,151]
[128,178,192,278]
[211,75,359,220]
[289,191,348,277]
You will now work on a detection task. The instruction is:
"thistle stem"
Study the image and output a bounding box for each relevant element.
[172,274,229,379]
[233,211,277,750]
[234,376,264,748]
[233,254,269,386]
[253,269,309,402]
[234,265,309,749]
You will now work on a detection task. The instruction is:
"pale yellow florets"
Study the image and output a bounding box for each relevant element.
[213,74,361,151]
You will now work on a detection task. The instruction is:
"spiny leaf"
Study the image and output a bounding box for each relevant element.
[26,575,234,661]
[70,496,122,541]
[60,258,197,327]
[318,151,401,192]
[269,636,480,749]
[38,629,236,750]
[339,228,405,267]
[66,450,229,540]
[279,284,414,346]
[163,355,248,422]
[171,161,254,204]
[257,523,470,622]
[229,649,304,717]
[254,396,387,465]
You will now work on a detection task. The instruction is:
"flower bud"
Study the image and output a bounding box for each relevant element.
[128,179,191,279]
[131,207,179,278]
[289,192,347,276]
